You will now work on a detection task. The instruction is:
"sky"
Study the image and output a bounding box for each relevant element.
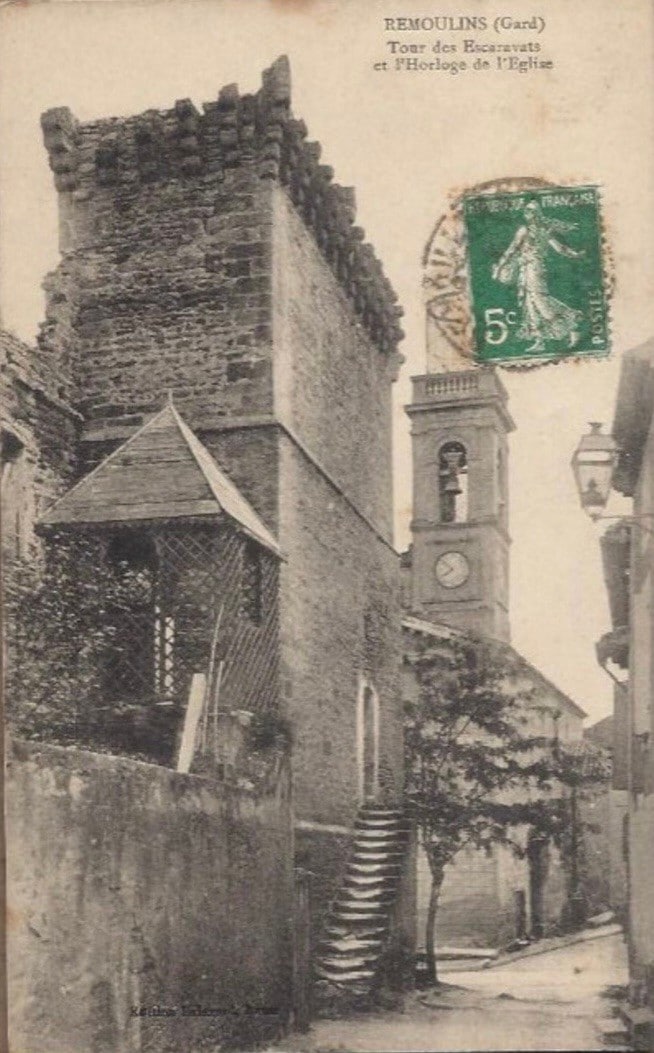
[1,0,653,723]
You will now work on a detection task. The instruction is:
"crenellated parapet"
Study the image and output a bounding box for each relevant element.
[40,56,403,354]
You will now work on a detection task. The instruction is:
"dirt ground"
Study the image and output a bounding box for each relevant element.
[273,929,629,1052]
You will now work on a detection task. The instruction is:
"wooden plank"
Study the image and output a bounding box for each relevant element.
[176,673,207,774]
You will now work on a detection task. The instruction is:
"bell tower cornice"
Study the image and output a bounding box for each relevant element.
[405,368,515,434]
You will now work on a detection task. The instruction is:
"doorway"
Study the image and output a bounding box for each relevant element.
[528,833,550,939]
[357,677,379,803]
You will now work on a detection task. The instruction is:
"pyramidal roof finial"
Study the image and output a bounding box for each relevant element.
[166,390,174,407]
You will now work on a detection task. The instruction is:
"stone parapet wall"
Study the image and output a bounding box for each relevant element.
[6,738,294,1053]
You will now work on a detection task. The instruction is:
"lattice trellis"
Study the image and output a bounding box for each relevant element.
[84,521,280,718]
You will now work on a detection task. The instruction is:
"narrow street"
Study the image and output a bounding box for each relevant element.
[278,929,629,1052]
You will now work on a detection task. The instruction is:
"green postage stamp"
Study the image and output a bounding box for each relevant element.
[463,186,608,364]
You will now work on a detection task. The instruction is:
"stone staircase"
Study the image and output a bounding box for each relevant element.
[315,805,410,994]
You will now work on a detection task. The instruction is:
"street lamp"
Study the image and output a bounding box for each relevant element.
[571,422,654,533]
[571,422,620,519]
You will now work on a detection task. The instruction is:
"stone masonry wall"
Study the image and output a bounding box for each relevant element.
[1,330,78,587]
[7,738,294,1053]
[272,185,403,827]
[270,184,406,956]
[40,167,275,431]
[272,189,398,538]
[279,435,403,827]
[266,177,407,967]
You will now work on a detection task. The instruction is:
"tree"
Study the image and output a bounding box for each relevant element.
[404,628,610,985]
[4,532,179,763]
[522,737,611,931]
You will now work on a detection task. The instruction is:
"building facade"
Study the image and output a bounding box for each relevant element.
[582,713,629,923]
[599,339,654,1048]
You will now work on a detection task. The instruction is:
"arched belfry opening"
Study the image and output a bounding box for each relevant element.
[439,440,468,523]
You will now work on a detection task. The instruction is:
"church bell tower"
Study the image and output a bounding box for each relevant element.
[405,367,514,641]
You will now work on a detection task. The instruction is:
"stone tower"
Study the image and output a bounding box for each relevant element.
[404,192,515,641]
[405,369,514,641]
[39,59,408,915]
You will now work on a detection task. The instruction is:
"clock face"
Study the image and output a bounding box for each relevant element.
[435,550,470,589]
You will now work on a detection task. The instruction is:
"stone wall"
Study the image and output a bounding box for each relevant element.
[628,395,654,1013]
[581,787,628,918]
[41,167,275,431]
[278,436,403,828]
[629,799,654,989]
[272,188,398,538]
[1,330,78,558]
[417,843,507,949]
[272,185,403,828]
[7,738,294,1053]
[270,183,406,949]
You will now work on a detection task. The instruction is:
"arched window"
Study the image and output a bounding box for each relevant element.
[439,441,468,523]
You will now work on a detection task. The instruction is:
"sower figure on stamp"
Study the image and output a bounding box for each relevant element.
[492,200,585,354]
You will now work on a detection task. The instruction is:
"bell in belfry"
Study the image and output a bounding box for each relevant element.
[441,451,463,495]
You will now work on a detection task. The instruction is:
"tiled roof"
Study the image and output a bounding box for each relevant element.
[402,615,587,719]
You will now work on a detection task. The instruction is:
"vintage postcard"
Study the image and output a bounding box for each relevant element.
[1,1,653,1051]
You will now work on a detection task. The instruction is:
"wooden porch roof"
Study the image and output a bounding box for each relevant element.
[39,402,281,556]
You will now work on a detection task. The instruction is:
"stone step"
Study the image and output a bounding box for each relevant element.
[343,874,397,889]
[344,872,398,887]
[324,923,387,941]
[354,816,410,831]
[333,907,388,924]
[353,836,406,849]
[319,936,383,955]
[358,805,405,818]
[337,892,390,908]
[351,848,406,862]
[342,875,396,890]
[354,826,408,840]
[347,859,402,876]
[315,964,376,984]
[319,958,379,974]
[318,952,381,970]
[338,886,396,904]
